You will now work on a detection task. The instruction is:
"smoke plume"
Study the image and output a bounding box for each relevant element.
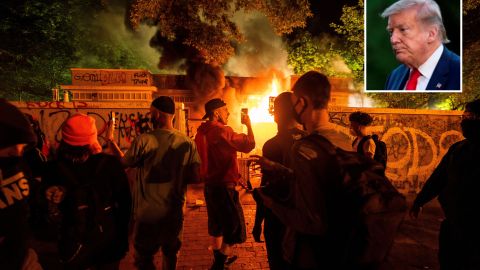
[225,11,292,77]
[185,62,226,109]
[74,3,160,72]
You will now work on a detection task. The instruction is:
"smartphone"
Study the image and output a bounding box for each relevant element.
[241,108,248,124]
[241,108,248,116]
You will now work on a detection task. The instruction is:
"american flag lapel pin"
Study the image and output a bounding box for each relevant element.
[436,83,442,89]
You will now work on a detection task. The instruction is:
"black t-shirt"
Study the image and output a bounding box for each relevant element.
[261,128,306,201]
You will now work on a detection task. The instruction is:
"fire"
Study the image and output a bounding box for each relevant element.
[239,74,285,155]
[242,75,282,123]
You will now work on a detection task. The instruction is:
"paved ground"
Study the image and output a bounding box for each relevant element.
[119,175,444,270]
[120,182,269,270]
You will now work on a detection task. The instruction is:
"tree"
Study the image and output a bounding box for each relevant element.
[0,0,161,100]
[287,32,341,75]
[0,0,80,100]
[330,0,364,82]
[464,0,480,13]
[367,93,446,109]
[128,0,312,67]
[286,32,355,80]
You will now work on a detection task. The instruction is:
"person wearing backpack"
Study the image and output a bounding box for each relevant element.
[252,71,355,269]
[349,111,388,170]
[349,112,376,159]
[410,99,480,270]
[253,72,405,270]
[108,96,201,270]
[251,92,306,270]
[42,113,132,270]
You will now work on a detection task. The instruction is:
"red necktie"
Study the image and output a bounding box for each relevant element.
[405,69,421,90]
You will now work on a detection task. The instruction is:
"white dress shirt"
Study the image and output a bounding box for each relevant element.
[405,45,443,91]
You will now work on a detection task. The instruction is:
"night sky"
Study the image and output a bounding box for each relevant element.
[307,0,358,36]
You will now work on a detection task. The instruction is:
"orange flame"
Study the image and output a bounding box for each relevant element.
[242,75,282,123]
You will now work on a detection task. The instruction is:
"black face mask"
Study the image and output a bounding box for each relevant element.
[293,97,307,126]
[461,119,480,142]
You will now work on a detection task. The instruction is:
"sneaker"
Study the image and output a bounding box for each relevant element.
[225,255,238,265]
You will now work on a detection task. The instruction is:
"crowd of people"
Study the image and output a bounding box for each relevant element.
[1,69,479,270]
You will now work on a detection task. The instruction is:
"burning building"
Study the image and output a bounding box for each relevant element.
[61,67,354,152]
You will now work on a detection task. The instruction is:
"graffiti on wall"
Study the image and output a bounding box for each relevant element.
[16,103,463,194]
[26,101,89,111]
[329,112,464,193]
[19,105,152,151]
[71,69,152,86]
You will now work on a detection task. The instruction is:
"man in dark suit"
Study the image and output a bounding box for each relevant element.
[382,0,460,91]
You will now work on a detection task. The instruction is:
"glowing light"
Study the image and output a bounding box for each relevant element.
[434,99,453,110]
[242,75,282,123]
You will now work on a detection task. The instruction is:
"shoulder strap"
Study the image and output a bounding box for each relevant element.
[302,133,338,157]
[356,136,372,155]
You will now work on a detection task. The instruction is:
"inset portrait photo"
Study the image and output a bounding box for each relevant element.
[365,0,461,92]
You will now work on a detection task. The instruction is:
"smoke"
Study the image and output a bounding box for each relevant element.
[185,62,226,108]
[74,3,161,72]
[224,11,292,77]
[331,57,352,74]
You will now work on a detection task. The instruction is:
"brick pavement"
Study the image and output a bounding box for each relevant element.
[28,161,442,269]
[119,177,269,270]
[119,181,442,270]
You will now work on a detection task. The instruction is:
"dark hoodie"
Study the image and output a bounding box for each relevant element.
[0,99,37,270]
[194,121,255,186]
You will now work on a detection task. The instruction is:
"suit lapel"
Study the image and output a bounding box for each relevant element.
[427,48,450,90]
[396,66,410,90]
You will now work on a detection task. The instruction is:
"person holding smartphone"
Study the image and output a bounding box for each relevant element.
[194,98,255,270]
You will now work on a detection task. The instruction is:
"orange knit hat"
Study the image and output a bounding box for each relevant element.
[62,113,102,154]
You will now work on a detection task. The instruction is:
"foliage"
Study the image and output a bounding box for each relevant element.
[287,32,343,76]
[464,0,480,13]
[461,3,480,108]
[0,0,79,100]
[460,41,480,105]
[367,93,449,109]
[0,0,162,101]
[330,0,364,82]
[128,0,312,66]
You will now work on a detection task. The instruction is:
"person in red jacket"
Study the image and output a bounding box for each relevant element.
[195,98,255,270]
